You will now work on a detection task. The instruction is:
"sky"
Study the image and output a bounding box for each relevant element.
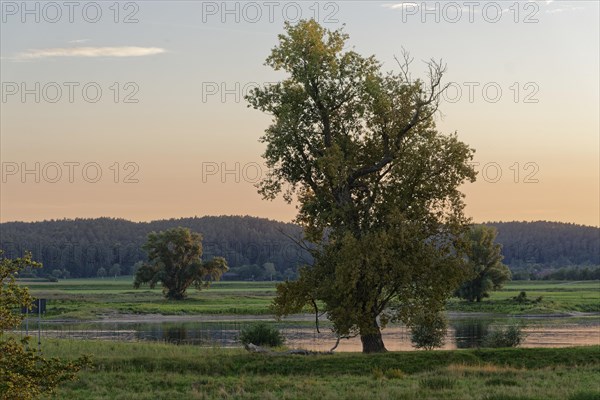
[1,0,598,226]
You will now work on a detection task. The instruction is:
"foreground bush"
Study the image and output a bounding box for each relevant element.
[239,323,284,347]
[0,251,89,400]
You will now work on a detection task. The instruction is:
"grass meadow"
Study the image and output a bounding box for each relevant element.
[20,278,600,319]
[37,340,600,400]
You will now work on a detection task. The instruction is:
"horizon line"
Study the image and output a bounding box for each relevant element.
[1,215,598,229]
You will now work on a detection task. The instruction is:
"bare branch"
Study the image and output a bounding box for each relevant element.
[330,332,360,352]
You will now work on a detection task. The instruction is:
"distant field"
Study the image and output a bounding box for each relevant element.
[40,340,600,400]
[447,281,600,314]
[22,277,277,319]
[20,278,600,319]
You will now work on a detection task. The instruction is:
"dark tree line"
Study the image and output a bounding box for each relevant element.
[0,217,597,279]
[541,266,600,281]
[487,221,599,266]
[487,221,599,279]
[0,216,308,279]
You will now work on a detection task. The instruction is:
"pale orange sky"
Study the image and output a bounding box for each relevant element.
[1,1,598,226]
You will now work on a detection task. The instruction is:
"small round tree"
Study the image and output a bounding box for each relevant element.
[134,227,228,300]
[455,225,512,302]
[409,311,448,351]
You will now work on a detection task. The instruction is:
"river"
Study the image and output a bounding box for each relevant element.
[18,313,600,351]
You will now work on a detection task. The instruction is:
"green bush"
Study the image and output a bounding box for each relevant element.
[482,323,526,348]
[239,323,284,347]
[410,311,448,350]
[514,291,528,303]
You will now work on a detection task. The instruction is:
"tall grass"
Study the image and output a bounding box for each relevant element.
[38,341,600,400]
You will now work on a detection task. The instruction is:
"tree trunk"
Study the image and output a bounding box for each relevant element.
[360,316,387,353]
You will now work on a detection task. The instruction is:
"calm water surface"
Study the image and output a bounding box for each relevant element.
[19,314,600,351]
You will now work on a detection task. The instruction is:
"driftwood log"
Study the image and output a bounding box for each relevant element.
[243,343,332,355]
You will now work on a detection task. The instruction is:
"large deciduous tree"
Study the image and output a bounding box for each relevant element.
[246,20,477,353]
[134,227,228,300]
[455,225,512,302]
[0,251,89,400]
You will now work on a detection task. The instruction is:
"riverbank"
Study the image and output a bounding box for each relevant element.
[41,341,600,399]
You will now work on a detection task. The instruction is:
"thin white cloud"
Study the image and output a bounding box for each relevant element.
[68,39,91,44]
[545,5,586,13]
[14,46,166,60]
[382,2,418,10]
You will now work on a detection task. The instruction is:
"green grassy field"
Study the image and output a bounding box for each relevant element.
[23,278,277,319]
[39,340,600,400]
[21,278,600,319]
[447,281,600,314]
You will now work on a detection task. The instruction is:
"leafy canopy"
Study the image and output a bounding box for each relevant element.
[134,227,228,300]
[247,20,476,352]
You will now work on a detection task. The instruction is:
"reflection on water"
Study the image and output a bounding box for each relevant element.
[453,319,492,349]
[19,315,600,351]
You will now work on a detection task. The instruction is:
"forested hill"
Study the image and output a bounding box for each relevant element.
[0,216,306,278]
[486,221,599,270]
[0,217,598,278]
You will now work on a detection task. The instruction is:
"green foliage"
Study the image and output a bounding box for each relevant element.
[0,251,35,331]
[543,266,600,281]
[482,323,526,348]
[226,262,290,281]
[239,323,284,347]
[0,251,89,400]
[456,225,512,302]
[409,311,448,351]
[96,267,106,278]
[514,291,527,303]
[134,227,228,300]
[109,263,121,277]
[248,20,476,353]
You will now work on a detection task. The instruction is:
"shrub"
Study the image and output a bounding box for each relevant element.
[239,323,284,347]
[514,291,527,303]
[410,311,448,350]
[482,323,526,348]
